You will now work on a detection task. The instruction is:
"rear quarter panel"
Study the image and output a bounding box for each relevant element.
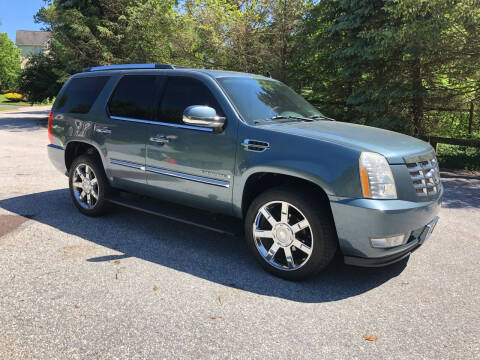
[50,75,121,177]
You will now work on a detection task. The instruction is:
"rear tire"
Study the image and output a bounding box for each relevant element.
[69,155,110,217]
[245,187,337,280]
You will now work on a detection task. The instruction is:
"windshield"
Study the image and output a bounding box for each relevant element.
[217,77,323,124]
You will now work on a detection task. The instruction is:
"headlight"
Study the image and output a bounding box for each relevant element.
[359,152,397,199]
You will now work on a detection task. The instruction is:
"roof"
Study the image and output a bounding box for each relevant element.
[16,30,52,46]
[81,63,270,80]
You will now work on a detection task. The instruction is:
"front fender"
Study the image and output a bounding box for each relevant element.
[232,123,363,217]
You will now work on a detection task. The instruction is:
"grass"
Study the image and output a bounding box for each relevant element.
[436,143,480,171]
[0,107,19,111]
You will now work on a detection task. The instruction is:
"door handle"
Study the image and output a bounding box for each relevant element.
[95,127,112,135]
[150,136,170,144]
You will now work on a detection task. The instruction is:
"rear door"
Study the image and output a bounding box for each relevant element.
[98,75,162,190]
[145,75,236,214]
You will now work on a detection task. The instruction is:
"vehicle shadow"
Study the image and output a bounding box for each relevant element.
[440,171,480,209]
[0,189,408,303]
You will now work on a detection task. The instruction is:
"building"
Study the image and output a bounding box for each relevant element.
[15,30,51,58]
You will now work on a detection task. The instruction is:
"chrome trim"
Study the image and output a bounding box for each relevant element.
[149,136,169,144]
[109,159,229,187]
[95,127,112,135]
[253,200,313,271]
[146,166,230,188]
[110,115,214,132]
[182,105,226,130]
[87,63,174,71]
[110,159,145,170]
[241,139,270,152]
[403,150,436,164]
[72,163,100,210]
[405,152,441,199]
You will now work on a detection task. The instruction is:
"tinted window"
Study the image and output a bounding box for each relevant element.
[159,77,223,124]
[109,75,158,120]
[55,76,109,114]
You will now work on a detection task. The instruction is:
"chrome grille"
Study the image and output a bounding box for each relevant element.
[405,154,441,198]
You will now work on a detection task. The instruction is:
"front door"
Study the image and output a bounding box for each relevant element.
[145,76,236,214]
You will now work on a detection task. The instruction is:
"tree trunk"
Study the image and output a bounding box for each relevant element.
[412,58,425,136]
[279,0,288,82]
[468,100,474,135]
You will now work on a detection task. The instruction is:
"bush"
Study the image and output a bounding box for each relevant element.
[3,92,24,102]
[436,144,480,171]
[19,53,64,104]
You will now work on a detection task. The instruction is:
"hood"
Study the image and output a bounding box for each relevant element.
[260,120,433,164]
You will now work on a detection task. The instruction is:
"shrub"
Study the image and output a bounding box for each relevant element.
[3,92,24,102]
[19,53,64,104]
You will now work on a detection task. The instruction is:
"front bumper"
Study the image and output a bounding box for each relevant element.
[344,216,439,266]
[330,188,442,266]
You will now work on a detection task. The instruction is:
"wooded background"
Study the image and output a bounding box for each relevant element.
[11,0,480,168]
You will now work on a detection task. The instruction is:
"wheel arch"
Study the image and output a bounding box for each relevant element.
[64,140,108,175]
[235,167,333,219]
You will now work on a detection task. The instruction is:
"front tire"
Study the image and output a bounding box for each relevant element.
[69,155,110,217]
[245,187,337,280]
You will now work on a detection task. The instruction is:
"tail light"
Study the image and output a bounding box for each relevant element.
[47,111,54,144]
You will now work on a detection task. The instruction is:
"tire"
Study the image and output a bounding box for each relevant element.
[68,155,110,217]
[244,187,337,280]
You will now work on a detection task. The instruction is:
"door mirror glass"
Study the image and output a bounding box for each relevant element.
[182,105,226,131]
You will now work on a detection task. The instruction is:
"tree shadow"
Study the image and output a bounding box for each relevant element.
[0,189,408,303]
[440,171,480,209]
[0,110,49,131]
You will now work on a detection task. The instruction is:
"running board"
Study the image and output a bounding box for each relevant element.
[105,192,243,236]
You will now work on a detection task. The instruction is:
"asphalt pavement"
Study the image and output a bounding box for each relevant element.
[0,107,479,359]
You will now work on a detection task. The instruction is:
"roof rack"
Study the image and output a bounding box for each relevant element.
[83,64,175,72]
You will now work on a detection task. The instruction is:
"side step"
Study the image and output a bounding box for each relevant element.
[105,192,243,237]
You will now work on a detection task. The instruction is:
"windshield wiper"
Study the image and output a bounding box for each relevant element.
[254,115,314,125]
[309,114,335,121]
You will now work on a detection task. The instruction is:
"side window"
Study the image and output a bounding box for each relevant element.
[108,75,158,120]
[158,77,224,124]
[55,76,109,114]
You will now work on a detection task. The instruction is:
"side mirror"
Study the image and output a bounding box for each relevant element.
[182,105,226,132]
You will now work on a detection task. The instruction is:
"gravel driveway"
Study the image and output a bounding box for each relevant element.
[0,107,479,359]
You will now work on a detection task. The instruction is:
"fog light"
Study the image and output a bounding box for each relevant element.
[370,234,406,248]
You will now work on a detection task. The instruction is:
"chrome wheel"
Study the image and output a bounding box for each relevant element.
[72,163,99,209]
[253,201,313,271]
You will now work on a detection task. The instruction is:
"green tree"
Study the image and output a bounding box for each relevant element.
[0,33,21,92]
[182,0,270,72]
[295,0,480,136]
[19,53,65,103]
[118,0,178,63]
[35,0,133,72]
[264,0,313,84]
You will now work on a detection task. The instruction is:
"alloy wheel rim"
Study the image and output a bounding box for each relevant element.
[72,163,99,210]
[253,201,313,271]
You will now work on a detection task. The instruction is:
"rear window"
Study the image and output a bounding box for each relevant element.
[108,75,158,120]
[55,76,109,114]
